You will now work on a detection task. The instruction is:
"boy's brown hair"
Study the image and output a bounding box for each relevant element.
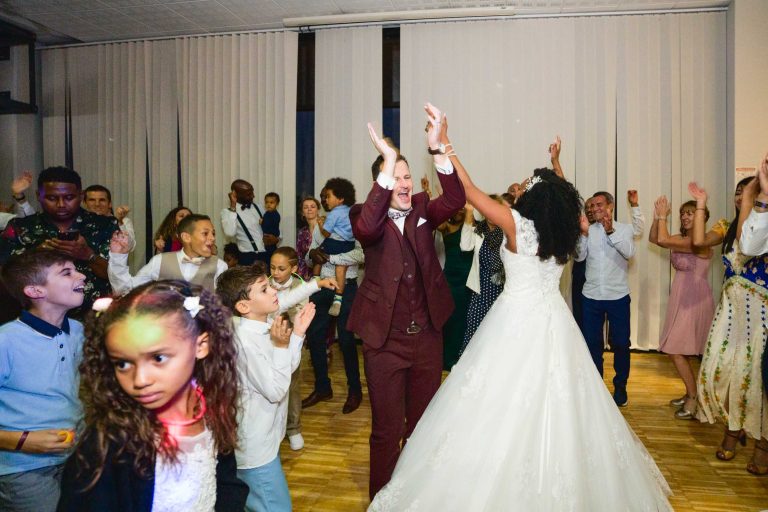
[215,261,268,316]
[1,249,74,308]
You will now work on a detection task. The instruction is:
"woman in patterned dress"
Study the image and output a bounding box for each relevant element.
[692,177,768,473]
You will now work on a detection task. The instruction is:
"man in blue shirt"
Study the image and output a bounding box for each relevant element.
[575,191,637,407]
[0,250,85,511]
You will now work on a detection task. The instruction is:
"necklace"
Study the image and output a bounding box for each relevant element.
[160,383,207,427]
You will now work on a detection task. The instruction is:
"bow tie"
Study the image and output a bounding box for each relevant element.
[388,208,412,221]
[240,203,252,210]
[181,256,205,266]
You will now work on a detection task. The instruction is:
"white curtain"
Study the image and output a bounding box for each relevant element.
[175,32,298,248]
[400,12,726,350]
[315,26,382,202]
[39,31,298,270]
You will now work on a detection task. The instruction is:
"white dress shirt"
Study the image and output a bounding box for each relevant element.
[234,317,303,469]
[108,249,228,296]
[119,217,137,252]
[575,221,636,301]
[221,204,266,253]
[629,206,645,238]
[0,200,35,231]
[740,209,768,256]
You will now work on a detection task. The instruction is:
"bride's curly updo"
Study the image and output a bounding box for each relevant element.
[513,168,582,265]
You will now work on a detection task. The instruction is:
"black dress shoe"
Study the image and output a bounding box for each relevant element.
[302,390,333,409]
[342,391,362,414]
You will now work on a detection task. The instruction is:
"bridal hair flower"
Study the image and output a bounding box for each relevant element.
[183,296,205,318]
[524,175,542,192]
[91,297,114,316]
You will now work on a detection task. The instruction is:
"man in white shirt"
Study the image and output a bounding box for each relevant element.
[220,179,279,265]
[108,213,227,295]
[83,184,136,252]
[575,191,637,407]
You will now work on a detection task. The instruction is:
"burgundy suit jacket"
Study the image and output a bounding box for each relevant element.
[347,169,466,349]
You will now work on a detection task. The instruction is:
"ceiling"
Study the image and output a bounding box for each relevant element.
[0,0,730,46]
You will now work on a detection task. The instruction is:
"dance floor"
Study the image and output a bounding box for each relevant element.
[281,346,768,511]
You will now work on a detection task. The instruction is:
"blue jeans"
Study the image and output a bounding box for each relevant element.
[0,464,64,512]
[582,294,631,388]
[237,456,292,512]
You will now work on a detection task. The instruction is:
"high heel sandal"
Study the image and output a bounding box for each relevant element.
[669,395,686,407]
[716,430,747,461]
[747,441,768,476]
[674,396,697,420]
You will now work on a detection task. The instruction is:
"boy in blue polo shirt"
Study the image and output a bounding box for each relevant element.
[0,250,86,512]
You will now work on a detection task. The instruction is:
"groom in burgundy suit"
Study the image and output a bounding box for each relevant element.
[348,123,465,499]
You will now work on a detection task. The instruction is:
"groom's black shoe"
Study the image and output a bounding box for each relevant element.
[342,390,362,414]
[302,389,333,409]
[614,386,628,407]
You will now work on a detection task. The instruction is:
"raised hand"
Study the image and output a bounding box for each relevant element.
[627,189,639,207]
[599,213,613,234]
[688,182,708,205]
[423,103,443,150]
[110,231,131,254]
[11,171,33,196]
[758,152,768,197]
[292,302,316,338]
[421,175,432,198]
[579,213,590,235]
[367,123,397,161]
[270,316,293,348]
[549,136,561,162]
[654,196,670,218]
[228,190,238,209]
[115,205,130,222]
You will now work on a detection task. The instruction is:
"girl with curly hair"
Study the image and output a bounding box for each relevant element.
[153,206,192,254]
[57,280,247,511]
[368,104,671,511]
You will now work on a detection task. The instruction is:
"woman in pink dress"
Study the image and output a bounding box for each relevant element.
[649,196,722,419]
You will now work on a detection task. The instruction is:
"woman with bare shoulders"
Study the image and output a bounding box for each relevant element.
[368,104,672,511]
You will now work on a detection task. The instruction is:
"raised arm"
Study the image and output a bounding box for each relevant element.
[549,136,564,179]
[650,195,694,252]
[741,153,768,256]
[736,175,759,242]
[688,182,724,248]
[425,103,516,250]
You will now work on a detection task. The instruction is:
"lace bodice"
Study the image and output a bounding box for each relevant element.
[152,428,217,512]
[502,209,563,296]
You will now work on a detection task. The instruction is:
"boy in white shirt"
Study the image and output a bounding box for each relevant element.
[216,263,316,512]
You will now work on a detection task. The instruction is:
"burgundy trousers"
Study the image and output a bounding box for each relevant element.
[363,325,443,500]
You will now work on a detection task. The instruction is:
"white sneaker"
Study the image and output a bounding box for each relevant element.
[288,433,304,451]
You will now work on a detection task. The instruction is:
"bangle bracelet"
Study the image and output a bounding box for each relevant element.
[15,431,29,451]
[754,200,768,209]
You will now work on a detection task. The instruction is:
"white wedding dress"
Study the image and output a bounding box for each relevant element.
[369,209,672,512]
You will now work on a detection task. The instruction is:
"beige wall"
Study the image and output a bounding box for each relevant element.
[729,0,768,187]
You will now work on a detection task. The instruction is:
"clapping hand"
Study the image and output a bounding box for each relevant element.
[688,182,708,205]
[367,123,397,161]
[110,231,132,254]
[579,213,590,235]
[423,103,443,151]
[654,196,670,219]
[270,316,293,348]
[292,302,316,338]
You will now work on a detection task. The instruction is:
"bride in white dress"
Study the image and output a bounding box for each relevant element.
[368,105,672,511]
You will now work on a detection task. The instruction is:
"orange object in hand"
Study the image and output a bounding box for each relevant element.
[58,430,74,444]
